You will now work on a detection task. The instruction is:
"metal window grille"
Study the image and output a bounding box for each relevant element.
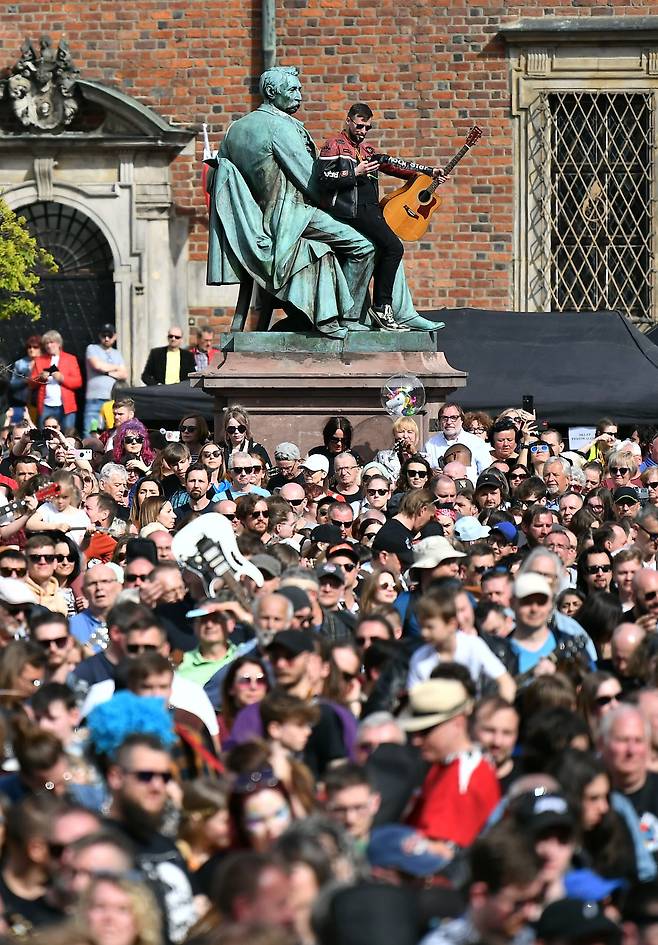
[526,91,654,326]
[20,201,114,274]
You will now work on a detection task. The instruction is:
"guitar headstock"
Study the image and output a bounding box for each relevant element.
[35,483,60,502]
[466,126,483,147]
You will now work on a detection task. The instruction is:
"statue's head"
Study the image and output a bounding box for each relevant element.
[260,66,302,115]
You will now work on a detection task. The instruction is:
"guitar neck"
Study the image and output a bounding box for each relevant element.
[427,142,473,195]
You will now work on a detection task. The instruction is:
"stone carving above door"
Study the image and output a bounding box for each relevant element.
[2,36,80,132]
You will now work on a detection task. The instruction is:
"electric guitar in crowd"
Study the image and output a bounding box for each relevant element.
[379,125,482,241]
[0,483,59,527]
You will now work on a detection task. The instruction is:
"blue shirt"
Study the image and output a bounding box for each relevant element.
[510,630,556,674]
[69,610,107,652]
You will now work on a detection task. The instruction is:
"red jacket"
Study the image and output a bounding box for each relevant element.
[30,351,83,415]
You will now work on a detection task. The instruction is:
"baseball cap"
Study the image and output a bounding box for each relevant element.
[564,869,625,902]
[327,542,360,565]
[453,516,490,542]
[613,486,639,503]
[491,521,519,544]
[315,562,346,584]
[535,898,621,945]
[311,524,343,545]
[513,572,552,600]
[266,629,316,655]
[371,520,415,567]
[251,553,283,579]
[274,442,301,461]
[412,536,466,570]
[399,679,473,732]
[276,586,312,612]
[475,471,505,492]
[513,791,575,835]
[367,825,448,877]
[100,323,116,335]
[0,578,38,607]
[301,454,330,475]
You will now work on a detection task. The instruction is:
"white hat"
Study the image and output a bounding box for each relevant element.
[301,454,330,475]
[362,462,394,482]
[513,573,553,600]
[453,516,490,542]
[0,578,38,607]
[412,536,466,570]
[399,679,473,732]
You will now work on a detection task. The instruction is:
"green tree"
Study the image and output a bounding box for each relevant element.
[0,196,57,321]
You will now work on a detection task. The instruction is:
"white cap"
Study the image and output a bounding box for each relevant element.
[301,454,330,475]
[513,573,553,600]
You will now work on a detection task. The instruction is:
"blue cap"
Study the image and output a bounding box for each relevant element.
[367,824,448,877]
[564,869,625,902]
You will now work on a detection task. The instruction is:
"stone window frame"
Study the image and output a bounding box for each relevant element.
[501,17,658,324]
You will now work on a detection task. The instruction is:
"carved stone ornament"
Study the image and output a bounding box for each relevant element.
[2,36,80,131]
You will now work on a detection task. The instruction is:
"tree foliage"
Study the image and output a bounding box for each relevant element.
[0,196,58,321]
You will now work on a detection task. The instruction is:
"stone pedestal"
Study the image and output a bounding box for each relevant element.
[191,331,468,460]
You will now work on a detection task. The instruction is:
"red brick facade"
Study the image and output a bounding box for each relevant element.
[1,1,653,328]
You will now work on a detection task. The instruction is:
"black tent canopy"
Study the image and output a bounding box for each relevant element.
[123,309,658,426]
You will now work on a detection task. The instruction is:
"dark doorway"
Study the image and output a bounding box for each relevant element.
[1,201,115,365]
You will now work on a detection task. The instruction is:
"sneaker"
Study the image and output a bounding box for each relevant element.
[367,304,411,332]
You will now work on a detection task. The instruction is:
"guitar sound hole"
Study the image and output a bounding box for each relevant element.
[418,190,432,204]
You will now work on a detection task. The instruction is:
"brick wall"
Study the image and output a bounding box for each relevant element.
[1,0,654,324]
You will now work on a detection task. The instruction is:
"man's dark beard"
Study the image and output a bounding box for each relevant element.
[118,794,164,840]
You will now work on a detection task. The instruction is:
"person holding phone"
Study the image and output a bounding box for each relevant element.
[29,330,82,430]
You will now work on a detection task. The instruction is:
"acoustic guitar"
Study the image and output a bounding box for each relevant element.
[380,125,482,242]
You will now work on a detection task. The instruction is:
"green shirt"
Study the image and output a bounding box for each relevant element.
[177,643,237,687]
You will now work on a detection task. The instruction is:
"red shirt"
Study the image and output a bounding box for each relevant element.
[407,748,500,847]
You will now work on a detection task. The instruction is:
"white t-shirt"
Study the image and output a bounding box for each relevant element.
[423,430,492,478]
[408,631,506,692]
[37,503,92,545]
[43,355,62,407]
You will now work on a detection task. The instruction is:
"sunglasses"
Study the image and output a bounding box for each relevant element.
[125,643,159,654]
[221,512,236,521]
[28,553,55,563]
[201,450,222,459]
[595,693,620,708]
[0,566,26,578]
[233,465,255,474]
[350,120,372,130]
[55,554,75,564]
[367,488,389,497]
[331,561,357,572]
[509,472,528,480]
[249,510,269,519]
[167,334,182,340]
[639,524,658,543]
[530,444,549,453]
[587,564,612,575]
[179,425,196,434]
[227,424,247,434]
[36,635,69,650]
[235,674,267,687]
[587,503,604,512]
[379,580,396,590]
[124,435,143,445]
[100,331,114,338]
[341,670,361,683]
[611,467,630,475]
[124,573,150,584]
[407,469,428,478]
[125,769,174,784]
[363,530,380,540]
[287,498,305,506]
[330,518,352,528]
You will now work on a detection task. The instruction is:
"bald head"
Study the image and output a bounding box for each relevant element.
[633,568,658,616]
[443,461,468,481]
[611,622,645,677]
[279,482,306,505]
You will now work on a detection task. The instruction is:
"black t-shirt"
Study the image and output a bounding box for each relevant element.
[0,872,64,935]
[305,702,348,779]
[109,820,196,944]
[267,471,306,492]
[626,771,658,858]
[72,650,117,688]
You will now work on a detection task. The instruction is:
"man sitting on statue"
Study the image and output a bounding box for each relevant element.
[206,65,440,337]
[317,102,448,332]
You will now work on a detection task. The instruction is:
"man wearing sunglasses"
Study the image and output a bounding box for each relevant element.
[141,325,196,387]
[23,534,68,614]
[318,103,447,332]
[83,324,127,437]
[107,734,196,943]
[31,612,76,684]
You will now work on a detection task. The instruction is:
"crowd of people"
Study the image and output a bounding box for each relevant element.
[2,328,658,945]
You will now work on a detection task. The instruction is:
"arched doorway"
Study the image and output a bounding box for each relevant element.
[3,201,115,365]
